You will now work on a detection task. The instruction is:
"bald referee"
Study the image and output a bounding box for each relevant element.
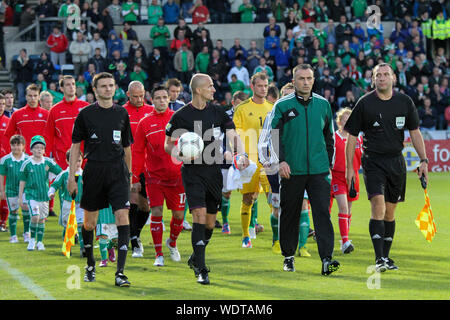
[345,63,428,272]
[68,72,133,287]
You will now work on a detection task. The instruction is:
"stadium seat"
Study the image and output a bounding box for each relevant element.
[61,64,75,75]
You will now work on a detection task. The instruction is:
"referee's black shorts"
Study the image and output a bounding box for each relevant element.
[181,165,222,214]
[81,160,131,212]
[362,152,406,203]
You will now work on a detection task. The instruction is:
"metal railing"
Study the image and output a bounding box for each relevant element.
[11,17,96,42]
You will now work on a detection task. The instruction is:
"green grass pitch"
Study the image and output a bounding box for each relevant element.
[0,172,448,300]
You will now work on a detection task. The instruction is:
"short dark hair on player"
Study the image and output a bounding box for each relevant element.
[232,91,248,102]
[1,89,13,96]
[10,134,25,145]
[151,85,169,98]
[59,75,75,88]
[372,63,395,76]
[292,63,314,76]
[92,72,115,89]
[267,85,279,101]
[26,83,40,94]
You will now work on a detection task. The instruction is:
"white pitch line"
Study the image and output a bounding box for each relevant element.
[0,258,55,300]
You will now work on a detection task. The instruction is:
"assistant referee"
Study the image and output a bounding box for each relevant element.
[68,72,133,287]
[345,63,428,272]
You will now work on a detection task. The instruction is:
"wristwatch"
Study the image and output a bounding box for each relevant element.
[420,158,429,164]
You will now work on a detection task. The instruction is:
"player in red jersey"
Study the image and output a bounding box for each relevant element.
[3,84,48,155]
[133,85,185,267]
[44,75,90,170]
[0,94,10,231]
[330,107,363,254]
[123,81,154,258]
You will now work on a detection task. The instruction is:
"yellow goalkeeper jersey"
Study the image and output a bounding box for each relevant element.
[233,98,273,163]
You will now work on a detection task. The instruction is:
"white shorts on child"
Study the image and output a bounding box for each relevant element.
[60,200,84,227]
[96,223,118,240]
[27,199,49,220]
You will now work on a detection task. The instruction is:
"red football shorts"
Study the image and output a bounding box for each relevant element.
[331,170,360,201]
[146,178,186,211]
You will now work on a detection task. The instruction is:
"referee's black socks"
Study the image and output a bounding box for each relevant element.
[136,209,150,238]
[383,220,395,258]
[117,225,130,275]
[205,227,213,247]
[192,223,206,270]
[82,226,95,267]
[129,204,139,250]
[369,219,385,260]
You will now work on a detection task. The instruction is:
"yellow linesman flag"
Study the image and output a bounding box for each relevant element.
[62,200,78,258]
[415,189,436,242]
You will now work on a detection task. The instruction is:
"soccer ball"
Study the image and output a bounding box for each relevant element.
[178,132,204,161]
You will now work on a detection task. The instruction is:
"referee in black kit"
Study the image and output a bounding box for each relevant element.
[165,73,248,285]
[68,72,133,287]
[345,63,428,272]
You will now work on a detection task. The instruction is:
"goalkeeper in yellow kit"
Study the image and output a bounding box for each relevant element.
[233,72,273,248]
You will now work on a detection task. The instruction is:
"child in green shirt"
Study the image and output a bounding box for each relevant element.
[19,136,62,251]
[0,135,30,243]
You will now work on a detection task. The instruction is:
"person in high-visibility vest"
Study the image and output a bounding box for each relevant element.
[421,12,433,39]
[432,12,447,40]
[446,16,450,38]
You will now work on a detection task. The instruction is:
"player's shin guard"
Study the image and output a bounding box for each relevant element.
[169,216,183,247]
[369,219,385,260]
[221,196,230,225]
[30,222,38,240]
[129,204,139,250]
[383,220,395,258]
[37,223,45,242]
[192,223,206,270]
[270,213,279,242]
[240,202,252,238]
[82,226,95,267]
[22,210,31,233]
[150,215,163,256]
[116,225,130,274]
[338,213,349,243]
[9,213,18,237]
[298,210,310,248]
[249,199,258,228]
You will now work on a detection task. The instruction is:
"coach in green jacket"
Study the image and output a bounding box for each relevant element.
[270,64,340,275]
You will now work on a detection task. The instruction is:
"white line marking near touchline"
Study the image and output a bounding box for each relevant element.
[0,258,55,300]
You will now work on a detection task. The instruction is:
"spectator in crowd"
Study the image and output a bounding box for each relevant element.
[328,0,346,22]
[36,52,55,84]
[90,32,107,58]
[174,18,194,41]
[39,90,53,110]
[107,0,123,25]
[11,49,33,108]
[148,0,163,25]
[70,32,92,77]
[36,0,55,40]
[128,48,149,74]
[341,90,357,109]
[275,40,291,81]
[228,38,247,66]
[336,67,357,105]
[195,46,210,74]
[292,20,307,42]
[88,1,102,25]
[315,0,329,22]
[72,22,93,42]
[36,73,47,91]
[150,17,170,58]
[353,19,366,44]
[170,29,191,54]
[192,21,210,40]
[114,61,131,91]
[149,48,167,88]
[430,83,448,130]
[335,15,353,45]
[271,0,285,22]
[227,58,250,87]
[100,8,114,33]
[181,0,194,20]
[193,29,213,57]
[129,38,147,62]
[246,40,263,75]
[214,39,229,64]
[107,30,124,58]
[253,57,274,83]
[120,21,138,40]
[190,0,209,25]
[95,21,110,42]
[46,26,69,67]
[229,73,246,95]
[207,49,228,82]
[301,1,317,23]
[76,74,90,95]
[264,16,282,38]
[285,9,298,35]
[419,97,438,131]
[19,5,35,41]
[262,49,277,76]
[229,0,244,23]
[256,0,271,23]
[351,0,367,20]
[122,0,139,24]
[239,0,256,23]
[166,78,186,110]
[445,105,450,129]
[130,65,149,86]
[264,29,281,57]
[107,49,127,73]
[174,43,194,85]
[163,0,180,24]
